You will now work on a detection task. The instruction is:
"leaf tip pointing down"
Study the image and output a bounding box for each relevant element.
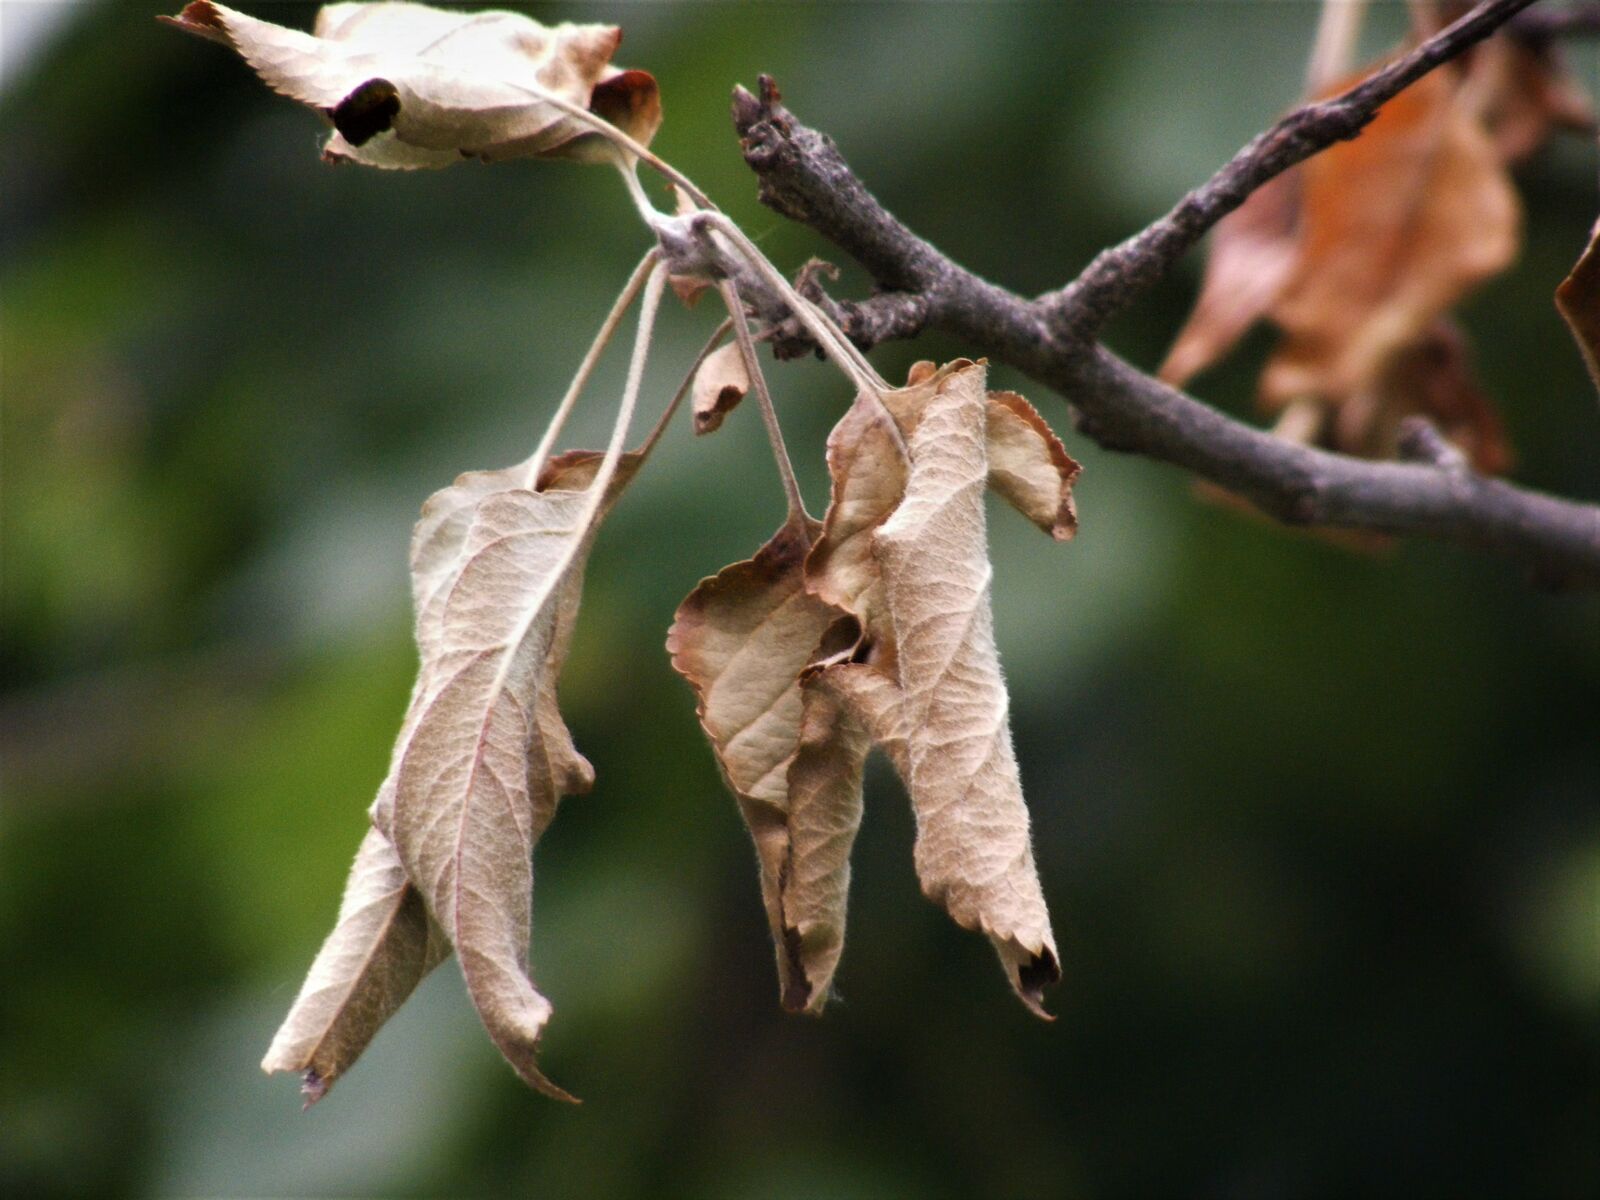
[1013,946,1061,1022]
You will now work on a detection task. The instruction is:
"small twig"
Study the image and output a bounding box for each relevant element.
[1397,416,1471,471]
[719,280,810,523]
[1040,0,1541,342]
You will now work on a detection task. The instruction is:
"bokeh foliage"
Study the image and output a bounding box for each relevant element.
[3,3,1597,1197]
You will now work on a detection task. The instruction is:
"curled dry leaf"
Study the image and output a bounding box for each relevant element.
[1158,169,1302,390]
[1261,66,1519,412]
[389,452,636,1101]
[1161,58,1520,475]
[984,388,1082,540]
[162,1,661,169]
[868,362,1060,1013]
[260,825,450,1105]
[261,459,541,1103]
[670,362,1076,1013]
[804,361,1069,1012]
[690,342,752,435]
[265,447,638,1104]
[666,516,867,1011]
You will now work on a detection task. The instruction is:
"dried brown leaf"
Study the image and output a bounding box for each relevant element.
[162,1,660,169]
[1158,169,1302,388]
[1260,65,1520,410]
[869,362,1059,1014]
[984,389,1082,540]
[386,450,635,1101]
[779,670,871,1012]
[1161,55,1522,475]
[805,392,908,634]
[808,364,1078,629]
[690,342,751,435]
[260,826,449,1104]
[666,516,867,1011]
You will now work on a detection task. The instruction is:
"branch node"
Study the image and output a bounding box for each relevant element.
[1398,417,1471,473]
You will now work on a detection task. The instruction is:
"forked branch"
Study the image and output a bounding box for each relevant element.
[729,0,1600,588]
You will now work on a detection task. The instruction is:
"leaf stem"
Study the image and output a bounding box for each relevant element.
[505,80,712,210]
[525,248,662,488]
[697,212,888,394]
[719,280,809,524]
[637,319,734,459]
[489,262,667,707]
[518,76,888,418]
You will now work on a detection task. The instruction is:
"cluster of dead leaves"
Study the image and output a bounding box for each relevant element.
[1160,27,1595,473]
[168,0,1082,1107]
[670,360,1079,1015]
[258,356,1077,1104]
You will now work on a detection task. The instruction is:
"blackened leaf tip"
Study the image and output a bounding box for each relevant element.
[332,79,400,147]
[300,1067,329,1108]
[1016,948,1060,1022]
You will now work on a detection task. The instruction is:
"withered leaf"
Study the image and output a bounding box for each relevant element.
[262,460,544,1103]
[1556,223,1600,395]
[808,363,1079,630]
[266,442,637,1104]
[690,342,751,435]
[1161,57,1520,474]
[1260,66,1520,411]
[162,1,661,169]
[800,362,1067,1013]
[779,672,871,1011]
[260,826,450,1104]
[984,388,1082,540]
[666,515,867,1011]
[1158,169,1301,389]
[388,450,635,1100]
[869,362,1060,1014]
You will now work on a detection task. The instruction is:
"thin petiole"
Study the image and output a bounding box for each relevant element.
[488,262,666,706]
[719,280,809,525]
[504,80,713,210]
[526,248,661,488]
[698,212,888,394]
[637,319,735,459]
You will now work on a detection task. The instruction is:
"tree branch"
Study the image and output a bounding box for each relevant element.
[726,0,1600,589]
[1039,0,1541,342]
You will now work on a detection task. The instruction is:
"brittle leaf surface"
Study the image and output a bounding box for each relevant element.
[667,516,867,1010]
[260,826,450,1104]
[690,342,751,435]
[162,1,661,169]
[387,449,636,1101]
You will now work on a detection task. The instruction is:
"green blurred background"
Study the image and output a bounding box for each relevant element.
[3,2,1597,1196]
